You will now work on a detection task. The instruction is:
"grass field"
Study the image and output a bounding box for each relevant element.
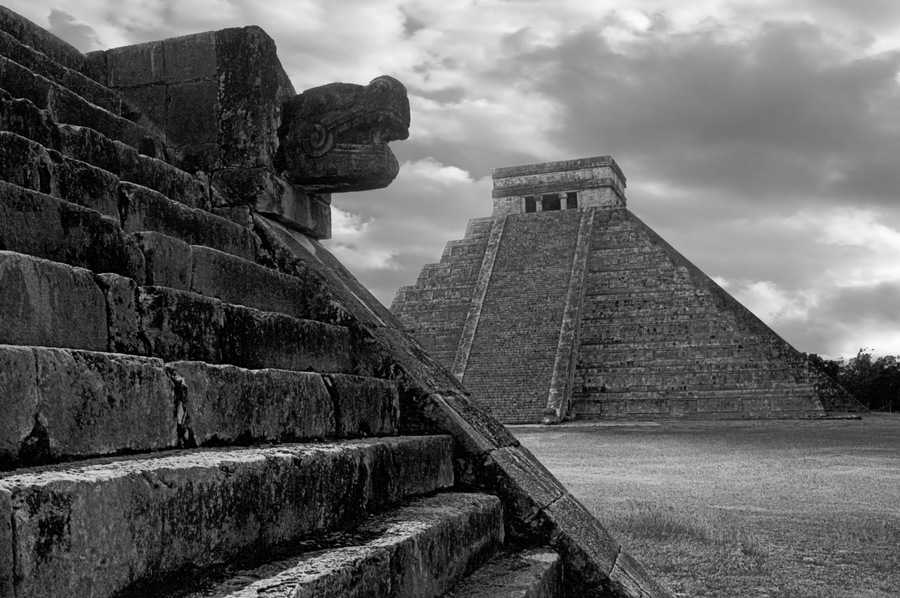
[511,413,900,598]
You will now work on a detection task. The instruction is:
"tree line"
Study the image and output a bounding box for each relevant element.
[807,350,900,412]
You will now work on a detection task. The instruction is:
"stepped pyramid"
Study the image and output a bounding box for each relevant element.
[392,156,864,424]
[0,7,675,597]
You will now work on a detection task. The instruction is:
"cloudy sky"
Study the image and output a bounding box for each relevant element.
[10,0,900,359]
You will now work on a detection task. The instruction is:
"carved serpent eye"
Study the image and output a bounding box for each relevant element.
[301,123,334,157]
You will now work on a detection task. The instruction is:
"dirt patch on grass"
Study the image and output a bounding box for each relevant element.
[512,414,900,598]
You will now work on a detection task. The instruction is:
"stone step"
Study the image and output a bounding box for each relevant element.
[0,28,123,117]
[132,492,502,598]
[0,6,103,81]
[0,130,120,218]
[0,342,399,469]
[120,181,258,262]
[442,548,562,598]
[0,54,167,159]
[0,181,146,281]
[0,174,254,281]
[0,435,455,598]
[0,90,208,207]
[0,251,352,373]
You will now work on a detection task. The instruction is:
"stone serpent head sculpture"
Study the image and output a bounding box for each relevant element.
[278,75,410,193]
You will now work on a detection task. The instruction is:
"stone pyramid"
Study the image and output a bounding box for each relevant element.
[392,156,864,423]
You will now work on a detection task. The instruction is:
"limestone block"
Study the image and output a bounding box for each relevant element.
[0,89,60,150]
[543,493,621,583]
[0,55,52,108]
[133,231,192,290]
[121,84,165,131]
[0,436,452,598]
[47,84,165,157]
[138,286,225,363]
[0,251,107,350]
[221,304,353,373]
[56,123,120,172]
[0,130,124,219]
[190,245,312,319]
[0,181,146,280]
[214,167,332,238]
[105,39,164,87]
[120,181,257,261]
[163,31,217,83]
[442,548,561,598]
[326,374,399,438]
[214,26,294,168]
[367,436,455,507]
[115,142,209,209]
[0,346,175,467]
[0,345,36,469]
[47,150,119,217]
[167,79,218,146]
[167,361,335,445]
[94,273,145,354]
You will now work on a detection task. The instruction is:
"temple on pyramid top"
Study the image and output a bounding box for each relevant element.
[392,155,864,424]
[491,155,627,216]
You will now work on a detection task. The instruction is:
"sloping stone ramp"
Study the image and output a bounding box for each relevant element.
[0,6,672,597]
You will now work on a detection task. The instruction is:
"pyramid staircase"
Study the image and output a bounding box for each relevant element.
[0,7,672,597]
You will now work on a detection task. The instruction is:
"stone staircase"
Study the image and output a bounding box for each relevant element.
[0,7,673,598]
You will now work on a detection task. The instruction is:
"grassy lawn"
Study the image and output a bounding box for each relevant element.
[511,413,900,598]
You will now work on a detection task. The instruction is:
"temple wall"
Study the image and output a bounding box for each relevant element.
[392,217,492,367]
[461,210,583,423]
[573,208,828,419]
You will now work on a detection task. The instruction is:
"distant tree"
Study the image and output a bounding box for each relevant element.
[838,350,900,412]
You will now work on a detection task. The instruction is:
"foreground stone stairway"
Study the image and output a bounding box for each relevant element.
[0,7,672,597]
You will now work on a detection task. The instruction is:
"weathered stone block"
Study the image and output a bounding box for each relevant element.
[163,31,217,83]
[216,167,331,238]
[47,150,119,217]
[134,231,192,290]
[0,345,175,468]
[120,84,166,132]
[48,84,164,157]
[0,251,107,350]
[167,361,335,445]
[95,273,145,354]
[543,493,621,583]
[0,181,146,280]
[189,245,312,319]
[214,26,294,168]
[0,89,60,150]
[138,286,225,362]
[222,304,353,373]
[326,374,399,438]
[167,79,218,146]
[0,436,452,598]
[0,131,119,217]
[367,436,455,507]
[120,181,257,261]
[116,143,208,209]
[105,39,165,87]
[442,548,561,598]
[0,345,36,469]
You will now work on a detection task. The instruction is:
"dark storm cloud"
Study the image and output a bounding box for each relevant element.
[487,20,900,206]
